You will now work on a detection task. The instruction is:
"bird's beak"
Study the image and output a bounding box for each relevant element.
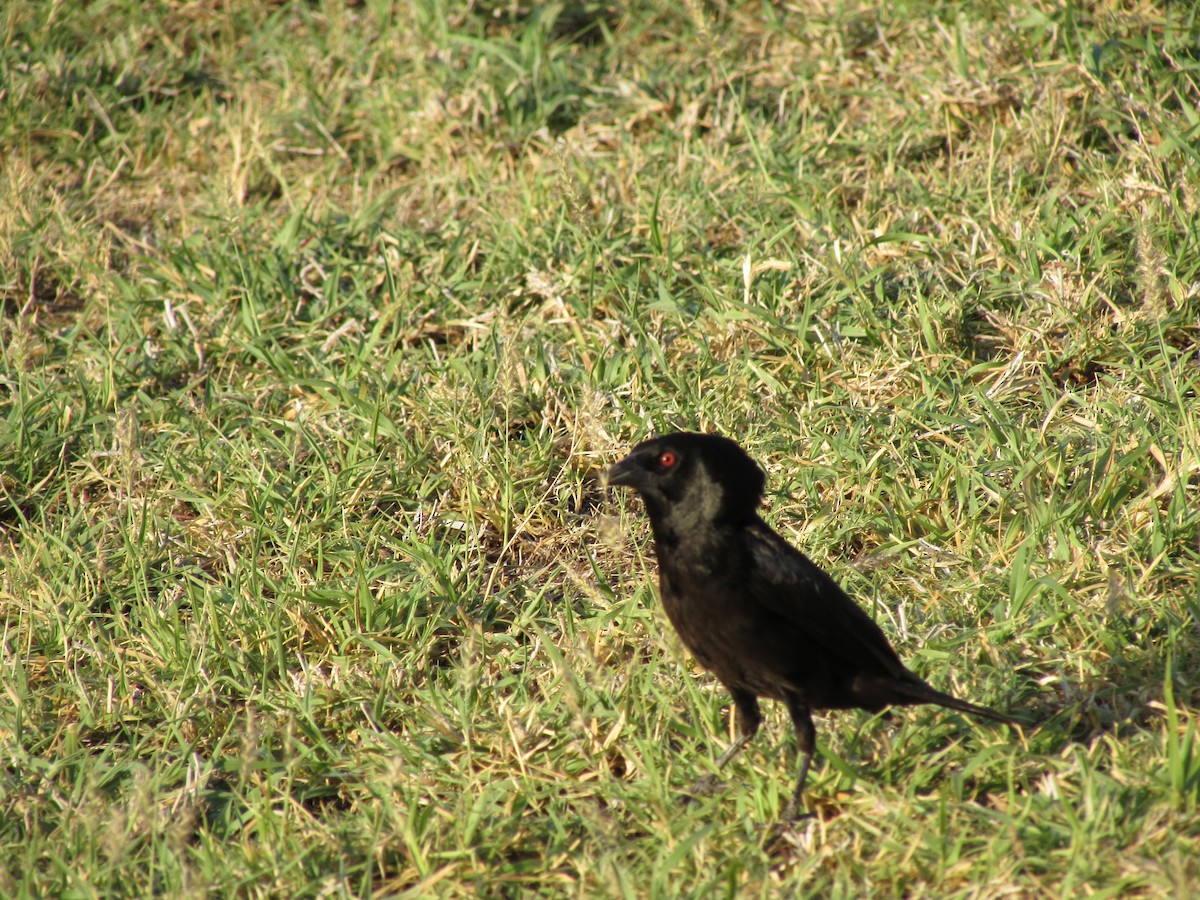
[602,452,642,490]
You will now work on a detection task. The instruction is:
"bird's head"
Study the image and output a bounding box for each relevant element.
[604,432,765,534]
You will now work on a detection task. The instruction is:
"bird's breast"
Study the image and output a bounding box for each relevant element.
[657,558,787,697]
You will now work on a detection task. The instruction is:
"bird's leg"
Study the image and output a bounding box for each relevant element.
[714,732,753,769]
[716,690,762,769]
[782,695,817,821]
[687,690,761,798]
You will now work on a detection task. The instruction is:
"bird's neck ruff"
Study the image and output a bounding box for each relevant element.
[643,459,758,549]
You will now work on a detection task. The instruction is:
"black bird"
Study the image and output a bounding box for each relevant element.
[604,432,1018,819]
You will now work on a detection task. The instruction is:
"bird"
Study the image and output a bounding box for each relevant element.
[603,431,1019,819]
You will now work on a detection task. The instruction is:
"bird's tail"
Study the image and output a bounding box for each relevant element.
[895,680,1023,727]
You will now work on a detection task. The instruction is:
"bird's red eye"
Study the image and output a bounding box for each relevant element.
[658,450,677,468]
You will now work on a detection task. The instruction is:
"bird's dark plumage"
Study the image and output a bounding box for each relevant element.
[605,431,1018,819]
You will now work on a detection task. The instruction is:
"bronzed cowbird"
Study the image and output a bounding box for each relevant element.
[605,431,1018,819]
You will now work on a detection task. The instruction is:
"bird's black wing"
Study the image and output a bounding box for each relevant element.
[742,519,913,680]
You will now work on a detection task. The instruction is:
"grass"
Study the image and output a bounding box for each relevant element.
[2,0,1199,895]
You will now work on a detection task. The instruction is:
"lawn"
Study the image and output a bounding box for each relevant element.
[2,0,1199,896]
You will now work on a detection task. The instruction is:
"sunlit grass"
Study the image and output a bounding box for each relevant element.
[2,0,1199,895]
